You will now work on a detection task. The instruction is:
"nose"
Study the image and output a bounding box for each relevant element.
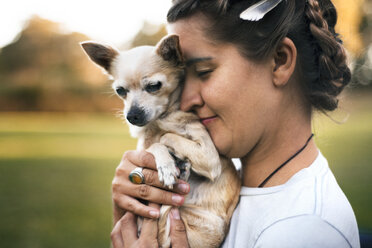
[180,79,203,112]
[126,106,147,126]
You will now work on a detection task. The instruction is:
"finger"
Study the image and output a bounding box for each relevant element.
[170,208,189,248]
[142,168,190,195]
[113,204,126,225]
[119,212,138,247]
[114,178,185,208]
[173,180,190,195]
[117,151,190,195]
[113,193,160,219]
[115,161,164,191]
[141,167,166,188]
[111,219,124,248]
[123,150,157,170]
[132,183,185,207]
[140,203,161,240]
[130,151,190,194]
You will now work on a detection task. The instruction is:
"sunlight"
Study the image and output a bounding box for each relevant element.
[0,0,172,48]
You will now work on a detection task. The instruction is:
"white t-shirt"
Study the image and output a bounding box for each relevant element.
[222,152,360,248]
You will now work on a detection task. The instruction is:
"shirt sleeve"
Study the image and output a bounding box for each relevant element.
[254,215,352,248]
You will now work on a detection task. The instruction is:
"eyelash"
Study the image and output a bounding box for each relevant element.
[197,69,213,79]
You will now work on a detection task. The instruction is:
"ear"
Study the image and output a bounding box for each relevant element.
[155,35,183,65]
[272,37,297,87]
[80,41,119,73]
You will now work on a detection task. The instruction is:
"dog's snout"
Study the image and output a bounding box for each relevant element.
[127,106,147,126]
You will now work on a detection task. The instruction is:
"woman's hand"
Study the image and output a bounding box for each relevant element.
[111,204,190,248]
[112,150,190,222]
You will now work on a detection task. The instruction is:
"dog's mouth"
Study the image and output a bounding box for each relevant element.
[132,122,148,127]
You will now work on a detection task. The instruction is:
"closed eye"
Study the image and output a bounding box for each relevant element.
[197,69,213,79]
[145,81,162,93]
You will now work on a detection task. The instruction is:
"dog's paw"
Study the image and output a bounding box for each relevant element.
[146,144,180,188]
[157,160,179,188]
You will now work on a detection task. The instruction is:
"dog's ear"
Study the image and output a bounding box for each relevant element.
[80,41,119,73]
[156,35,183,66]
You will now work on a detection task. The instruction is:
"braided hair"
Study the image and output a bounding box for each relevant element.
[167,0,351,112]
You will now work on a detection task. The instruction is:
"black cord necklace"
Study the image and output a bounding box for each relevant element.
[258,133,314,188]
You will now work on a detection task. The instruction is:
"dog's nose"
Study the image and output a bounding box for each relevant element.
[127,106,147,126]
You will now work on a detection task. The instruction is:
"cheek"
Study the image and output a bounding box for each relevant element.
[141,95,168,118]
[203,80,271,157]
[229,115,258,157]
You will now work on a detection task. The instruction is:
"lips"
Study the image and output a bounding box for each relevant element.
[200,116,217,126]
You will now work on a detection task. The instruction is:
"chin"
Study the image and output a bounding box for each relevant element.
[214,137,244,159]
[212,137,232,158]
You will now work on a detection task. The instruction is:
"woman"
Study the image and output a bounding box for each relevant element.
[110,0,360,247]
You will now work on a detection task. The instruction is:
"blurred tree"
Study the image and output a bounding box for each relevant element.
[351,0,372,87]
[333,0,365,56]
[331,0,372,88]
[0,15,106,87]
[129,21,167,48]
[0,16,120,111]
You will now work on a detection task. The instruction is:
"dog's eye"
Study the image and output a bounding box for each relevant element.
[115,87,128,97]
[145,81,162,93]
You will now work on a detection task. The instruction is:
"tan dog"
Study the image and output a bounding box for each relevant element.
[81,35,240,248]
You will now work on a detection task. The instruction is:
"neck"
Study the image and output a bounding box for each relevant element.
[241,105,318,188]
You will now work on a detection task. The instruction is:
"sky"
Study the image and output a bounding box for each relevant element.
[0,0,172,48]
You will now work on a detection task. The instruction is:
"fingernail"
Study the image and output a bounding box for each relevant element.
[172,194,184,205]
[171,208,180,220]
[149,210,159,218]
[176,183,189,193]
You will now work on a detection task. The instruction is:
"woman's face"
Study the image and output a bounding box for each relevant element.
[168,15,282,158]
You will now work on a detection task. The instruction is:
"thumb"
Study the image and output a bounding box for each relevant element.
[170,208,189,248]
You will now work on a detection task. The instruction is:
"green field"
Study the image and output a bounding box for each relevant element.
[0,93,371,248]
[0,113,137,248]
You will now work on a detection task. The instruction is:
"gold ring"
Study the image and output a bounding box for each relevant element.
[129,167,145,184]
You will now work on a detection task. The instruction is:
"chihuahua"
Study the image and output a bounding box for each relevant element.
[81,35,240,248]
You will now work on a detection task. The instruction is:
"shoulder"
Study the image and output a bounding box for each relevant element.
[224,153,360,248]
[254,215,353,248]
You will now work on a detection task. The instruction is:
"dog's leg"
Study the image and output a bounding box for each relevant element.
[146,143,179,188]
[158,205,228,248]
[157,205,172,248]
[179,206,227,248]
[159,133,221,181]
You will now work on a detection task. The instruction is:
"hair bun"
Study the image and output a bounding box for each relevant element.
[305,0,351,111]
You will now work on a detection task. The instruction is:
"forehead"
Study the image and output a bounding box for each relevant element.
[113,47,164,85]
[115,46,154,75]
[167,15,220,60]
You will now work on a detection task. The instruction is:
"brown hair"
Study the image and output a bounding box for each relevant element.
[167,0,351,111]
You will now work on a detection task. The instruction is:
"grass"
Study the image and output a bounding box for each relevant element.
[0,158,116,248]
[0,112,137,248]
[313,96,372,230]
[0,92,371,247]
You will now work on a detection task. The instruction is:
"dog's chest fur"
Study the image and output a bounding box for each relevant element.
[136,110,199,151]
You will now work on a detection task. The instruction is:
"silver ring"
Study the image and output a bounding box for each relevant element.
[129,167,145,184]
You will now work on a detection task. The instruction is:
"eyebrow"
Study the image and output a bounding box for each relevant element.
[185,57,213,67]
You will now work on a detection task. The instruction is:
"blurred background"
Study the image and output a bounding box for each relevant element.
[0,0,371,247]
